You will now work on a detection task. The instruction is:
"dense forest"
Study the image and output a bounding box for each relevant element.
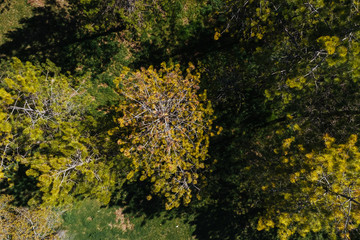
[1,0,360,239]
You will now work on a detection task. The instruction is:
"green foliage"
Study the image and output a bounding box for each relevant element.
[198,0,360,239]
[0,58,115,206]
[125,0,211,62]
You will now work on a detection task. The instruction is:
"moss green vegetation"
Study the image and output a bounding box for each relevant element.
[0,0,32,45]
[62,199,195,240]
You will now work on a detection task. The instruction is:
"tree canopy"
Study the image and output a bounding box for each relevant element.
[113,63,216,209]
[1,0,360,239]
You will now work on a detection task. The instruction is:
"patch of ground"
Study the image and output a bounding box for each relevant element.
[108,208,134,232]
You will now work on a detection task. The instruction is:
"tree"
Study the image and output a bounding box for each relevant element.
[113,63,217,209]
[198,0,360,239]
[0,58,114,206]
[0,194,62,239]
[257,134,360,240]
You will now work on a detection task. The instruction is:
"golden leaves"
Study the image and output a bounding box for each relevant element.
[260,134,360,239]
[114,62,216,209]
[214,31,221,40]
[0,195,62,239]
[318,36,340,55]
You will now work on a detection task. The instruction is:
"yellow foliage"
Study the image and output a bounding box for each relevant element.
[257,217,275,231]
[0,195,62,239]
[318,36,340,55]
[260,134,360,239]
[337,45,348,57]
[0,58,112,206]
[114,63,216,209]
[214,31,221,40]
[282,137,295,149]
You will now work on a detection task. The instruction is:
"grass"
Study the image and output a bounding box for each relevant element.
[0,0,33,45]
[62,199,196,240]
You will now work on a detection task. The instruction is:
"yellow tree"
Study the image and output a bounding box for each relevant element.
[0,58,114,206]
[258,134,360,240]
[0,195,62,239]
[113,63,217,209]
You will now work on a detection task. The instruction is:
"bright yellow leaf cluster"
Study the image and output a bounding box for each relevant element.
[114,62,215,209]
[0,58,113,206]
[318,36,340,55]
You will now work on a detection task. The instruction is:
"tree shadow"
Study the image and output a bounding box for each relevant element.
[0,1,236,77]
[0,5,126,75]
[191,205,277,240]
[0,6,75,61]
[109,180,165,221]
[0,164,40,206]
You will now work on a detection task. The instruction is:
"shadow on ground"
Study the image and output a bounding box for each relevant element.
[0,5,126,75]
